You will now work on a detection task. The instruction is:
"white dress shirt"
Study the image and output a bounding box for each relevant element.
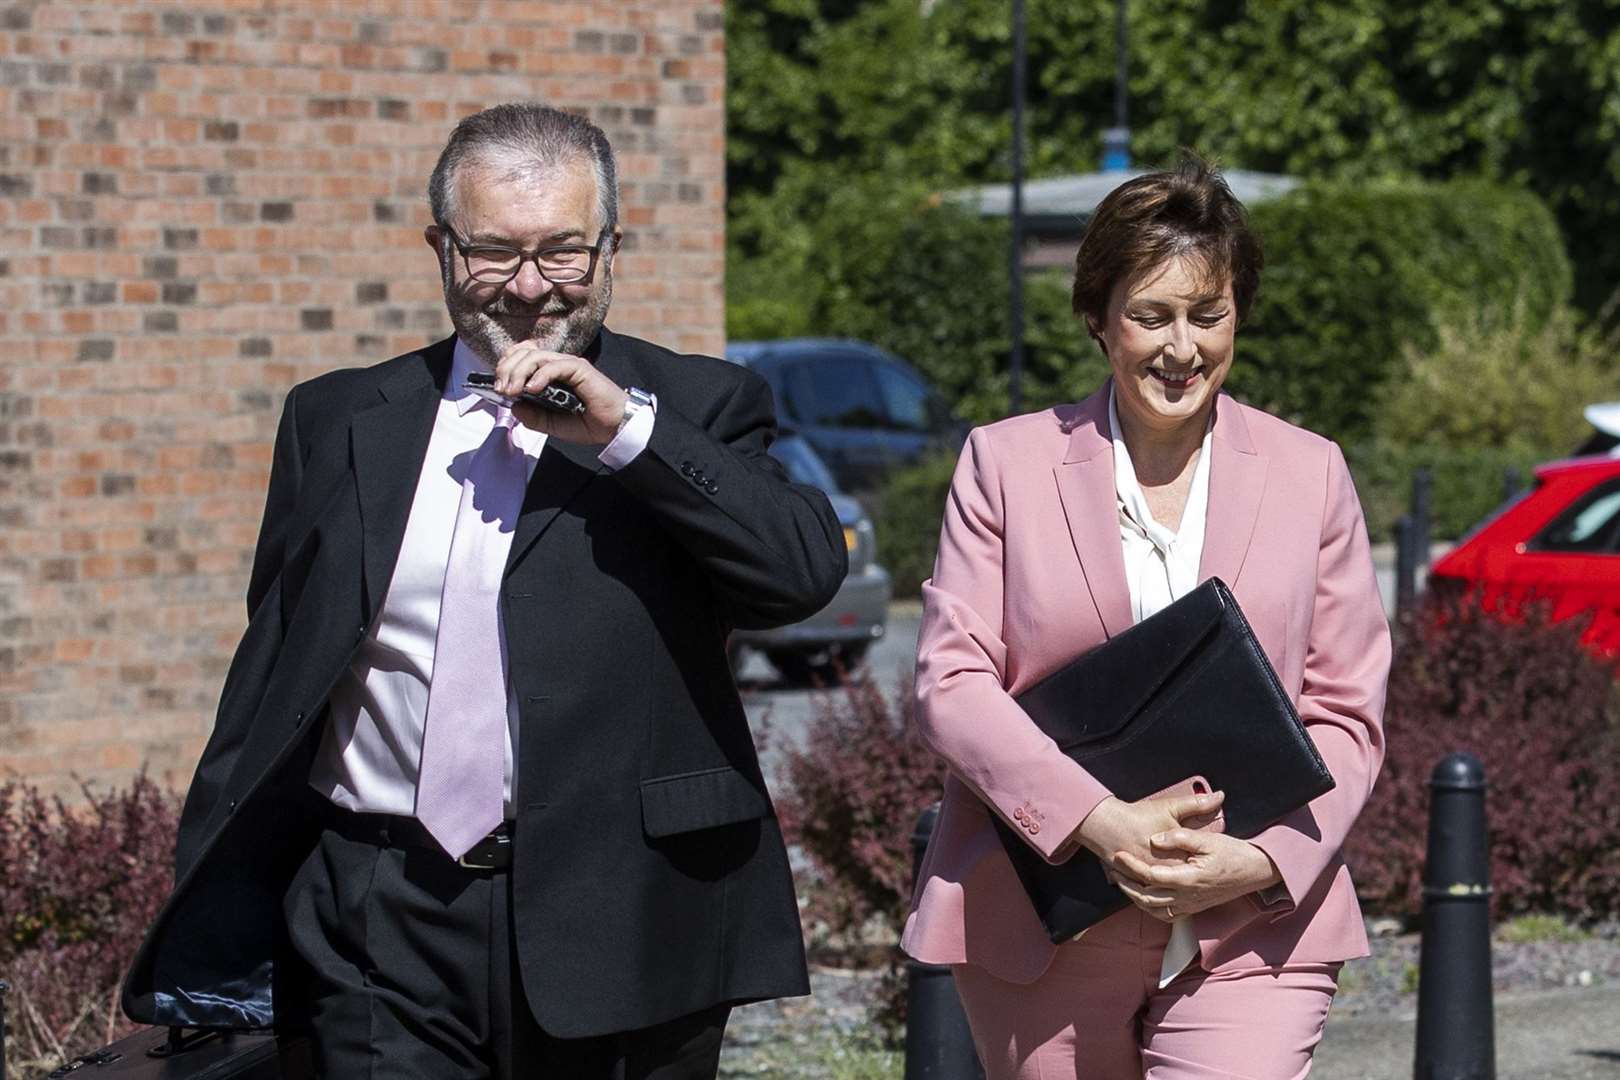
[309,338,655,817]
[1108,386,1212,988]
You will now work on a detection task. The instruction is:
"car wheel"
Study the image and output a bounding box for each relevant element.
[833,641,870,672]
[765,649,820,686]
[766,644,869,686]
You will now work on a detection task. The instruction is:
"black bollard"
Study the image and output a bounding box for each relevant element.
[1501,466,1523,505]
[1411,467,1433,575]
[1394,514,1417,617]
[904,803,985,1080]
[1,978,10,1080]
[1414,753,1495,1080]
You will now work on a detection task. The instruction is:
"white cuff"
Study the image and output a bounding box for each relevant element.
[596,393,657,471]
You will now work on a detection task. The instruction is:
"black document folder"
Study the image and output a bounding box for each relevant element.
[994,577,1333,942]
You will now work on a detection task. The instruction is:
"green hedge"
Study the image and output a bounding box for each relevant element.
[736,175,1574,449]
[872,449,957,600]
[1236,180,1572,444]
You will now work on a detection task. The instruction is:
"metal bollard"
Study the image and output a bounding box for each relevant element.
[1,978,10,1080]
[1501,467,1523,504]
[1411,467,1433,575]
[1413,753,1495,1080]
[1394,514,1417,617]
[904,803,985,1080]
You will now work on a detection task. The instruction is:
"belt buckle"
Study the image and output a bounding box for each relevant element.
[456,830,509,870]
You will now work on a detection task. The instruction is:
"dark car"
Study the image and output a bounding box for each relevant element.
[1428,455,1620,655]
[728,432,891,683]
[726,338,966,492]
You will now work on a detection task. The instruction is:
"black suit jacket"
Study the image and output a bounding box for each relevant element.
[121,329,847,1038]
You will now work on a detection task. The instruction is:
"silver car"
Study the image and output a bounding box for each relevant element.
[730,432,891,683]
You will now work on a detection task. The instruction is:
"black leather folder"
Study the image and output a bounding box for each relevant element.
[994,577,1334,943]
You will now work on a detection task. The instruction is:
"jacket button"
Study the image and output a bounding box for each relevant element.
[1014,808,1026,821]
[705,481,718,494]
[680,462,695,477]
[294,711,305,727]
[227,800,238,813]
[1029,822,1041,835]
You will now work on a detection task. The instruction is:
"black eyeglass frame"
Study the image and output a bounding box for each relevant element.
[439,225,614,286]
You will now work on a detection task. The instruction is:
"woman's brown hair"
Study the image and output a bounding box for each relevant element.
[1071,155,1263,335]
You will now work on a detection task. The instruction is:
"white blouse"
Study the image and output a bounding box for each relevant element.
[1108,386,1212,988]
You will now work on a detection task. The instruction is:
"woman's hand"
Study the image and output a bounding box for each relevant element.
[1110,830,1283,921]
[1068,790,1225,869]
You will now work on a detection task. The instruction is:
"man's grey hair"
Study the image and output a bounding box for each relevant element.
[428,103,620,236]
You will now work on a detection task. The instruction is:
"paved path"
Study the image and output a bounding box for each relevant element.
[1317,985,1620,1079]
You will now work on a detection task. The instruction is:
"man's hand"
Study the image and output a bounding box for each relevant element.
[494,342,629,447]
[1110,830,1283,921]
[1068,790,1225,869]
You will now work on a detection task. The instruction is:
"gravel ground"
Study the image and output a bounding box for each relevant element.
[718,919,1620,1078]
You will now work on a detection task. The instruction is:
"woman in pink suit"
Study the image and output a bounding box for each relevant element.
[902,159,1391,1079]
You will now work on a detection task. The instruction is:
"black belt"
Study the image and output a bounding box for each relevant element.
[326,808,514,871]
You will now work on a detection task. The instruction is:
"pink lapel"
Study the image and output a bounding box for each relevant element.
[1053,386,1134,640]
[1198,394,1269,589]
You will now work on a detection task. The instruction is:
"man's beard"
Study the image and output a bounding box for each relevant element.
[443,266,613,368]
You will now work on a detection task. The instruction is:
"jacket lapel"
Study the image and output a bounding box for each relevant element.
[1053,386,1134,640]
[503,329,640,575]
[1198,395,1268,590]
[352,339,452,621]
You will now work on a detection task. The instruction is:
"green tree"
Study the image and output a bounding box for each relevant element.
[728,0,1620,315]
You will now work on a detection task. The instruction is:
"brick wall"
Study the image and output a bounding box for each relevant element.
[0,1,726,796]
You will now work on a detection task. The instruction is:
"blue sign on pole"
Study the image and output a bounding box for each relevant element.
[1102,126,1131,172]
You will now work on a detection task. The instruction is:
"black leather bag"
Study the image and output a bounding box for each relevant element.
[27,1028,310,1079]
[994,577,1334,943]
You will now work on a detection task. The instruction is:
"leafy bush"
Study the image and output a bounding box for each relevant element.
[1374,300,1618,456]
[1344,442,1545,542]
[871,450,957,599]
[1344,596,1620,923]
[769,675,947,1034]
[0,775,179,1079]
[1236,179,1572,444]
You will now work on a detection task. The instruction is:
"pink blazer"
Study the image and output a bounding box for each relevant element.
[901,385,1391,985]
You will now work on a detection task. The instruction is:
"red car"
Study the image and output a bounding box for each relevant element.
[1429,456,1620,654]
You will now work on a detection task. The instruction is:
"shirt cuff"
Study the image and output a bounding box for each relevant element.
[596,392,657,471]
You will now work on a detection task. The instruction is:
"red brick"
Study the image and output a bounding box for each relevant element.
[2,0,724,801]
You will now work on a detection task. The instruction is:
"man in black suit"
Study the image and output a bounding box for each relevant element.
[122,103,846,1077]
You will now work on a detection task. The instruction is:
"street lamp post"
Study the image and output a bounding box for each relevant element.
[1008,0,1026,417]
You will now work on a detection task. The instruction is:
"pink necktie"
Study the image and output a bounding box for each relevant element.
[416,405,528,859]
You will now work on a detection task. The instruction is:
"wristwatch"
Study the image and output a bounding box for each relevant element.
[620,386,656,431]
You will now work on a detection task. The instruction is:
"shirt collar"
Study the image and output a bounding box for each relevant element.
[1108,384,1214,552]
[450,338,495,417]
[447,337,548,458]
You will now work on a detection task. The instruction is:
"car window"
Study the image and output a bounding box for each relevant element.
[780,356,885,429]
[768,436,841,493]
[873,361,933,433]
[1532,479,1620,553]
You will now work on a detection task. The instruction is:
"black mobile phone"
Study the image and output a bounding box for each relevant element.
[463,371,587,415]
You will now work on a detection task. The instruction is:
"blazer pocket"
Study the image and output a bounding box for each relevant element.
[640,766,770,839]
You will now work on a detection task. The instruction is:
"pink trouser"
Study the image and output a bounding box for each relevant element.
[952,908,1340,1080]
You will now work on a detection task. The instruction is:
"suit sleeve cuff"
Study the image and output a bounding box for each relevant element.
[597,392,657,471]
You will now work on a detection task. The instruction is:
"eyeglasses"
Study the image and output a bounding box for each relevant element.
[441,226,612,286]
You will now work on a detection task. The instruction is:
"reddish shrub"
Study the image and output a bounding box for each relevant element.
[772,674,947,952]
[0,774,179,1077]
[1346,595,1620,922]
[767,673,947,1036]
